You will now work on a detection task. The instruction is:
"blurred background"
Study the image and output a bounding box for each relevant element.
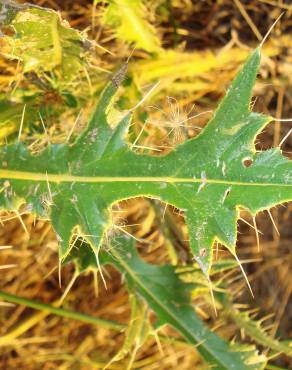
[0,0,291,369]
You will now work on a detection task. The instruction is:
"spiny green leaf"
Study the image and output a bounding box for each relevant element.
[0,48,291,277]
[226,306,292,357]
[101,0,161,53]
[0,100,29,142]
[100,236,267,369]
[106,293,151,367]
[0,92,79,143]
[48,236,267,368]
[177,259,240,277]
[2,7,86,81]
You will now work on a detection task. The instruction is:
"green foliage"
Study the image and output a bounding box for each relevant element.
[3,7,87,81]
[102,237,267,369]
[0,6,94,142]
[225,305,292,356]
[100,0,161,52]
[69,236,267,369]
[0,49,291,275]
[105,293,151,367]
[0,100,31,141]
[0,9,291,366]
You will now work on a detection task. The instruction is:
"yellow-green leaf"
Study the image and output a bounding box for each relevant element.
[3,7,86,81]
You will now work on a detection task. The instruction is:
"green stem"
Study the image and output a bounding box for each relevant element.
[0,290,189,347]
[265,365,288,370]
[0,290,125,331]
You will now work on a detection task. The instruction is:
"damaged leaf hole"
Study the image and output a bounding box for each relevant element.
[242,157,253,168]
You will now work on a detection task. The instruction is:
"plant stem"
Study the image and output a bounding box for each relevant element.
[0,290,125,331]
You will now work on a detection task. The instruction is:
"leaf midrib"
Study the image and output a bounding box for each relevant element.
[111,248,237,369]
[0,169,291,187]
[51,11,62,65]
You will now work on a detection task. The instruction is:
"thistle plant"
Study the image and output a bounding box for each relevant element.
[0,4,291,369]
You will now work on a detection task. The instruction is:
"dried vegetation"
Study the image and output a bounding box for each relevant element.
[0,0,291,369]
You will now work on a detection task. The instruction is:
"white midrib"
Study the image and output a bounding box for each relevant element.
[112,248,232,368]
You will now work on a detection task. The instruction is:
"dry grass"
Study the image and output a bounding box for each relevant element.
[0,0,291,369]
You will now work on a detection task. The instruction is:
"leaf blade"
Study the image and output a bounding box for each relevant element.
[0,48,291,274]
[102,236,267,370]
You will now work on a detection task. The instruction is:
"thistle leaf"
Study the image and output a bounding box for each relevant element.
[0,49,291,276]
[101,0,161,52]
[2,7,86,81]
[100,236,267,369]
[106,293,151,367]
[0,100,33,142]
[226,306,292,356]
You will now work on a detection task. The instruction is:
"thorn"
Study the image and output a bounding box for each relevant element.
[58,259,62,288]
[250,96,258,111]
[96,254,107,289]
[15,210,29,236]
[91,241,107,290]
[71,233,99,238]
[279,128,292,148]
[0,212,25,223]
[69,233,81,252]
[114,225,150,244]
[89,40,115,56]
[208,277,217,317]
[258,313,275,324]
[126,344,139,370]
[162,203,167,222]
[252,216,261,252]
[17,104,26,142]
[38,112,50,143]
[233,252,254,298]
[131,144,162,152]
[129,81,160,112]
[126,46,136,63]
[130,119,148,149]
[272,117,292,122]
[153,330,164,356]
[259,12,285,48]
[83,65,93,95]
[240,216,263,235]
[93,269,99,298]
[58,270,78,305]
[66,110,82,143]
[43,265,57,280]
[267,209,280,236]
[33,214,36,227]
